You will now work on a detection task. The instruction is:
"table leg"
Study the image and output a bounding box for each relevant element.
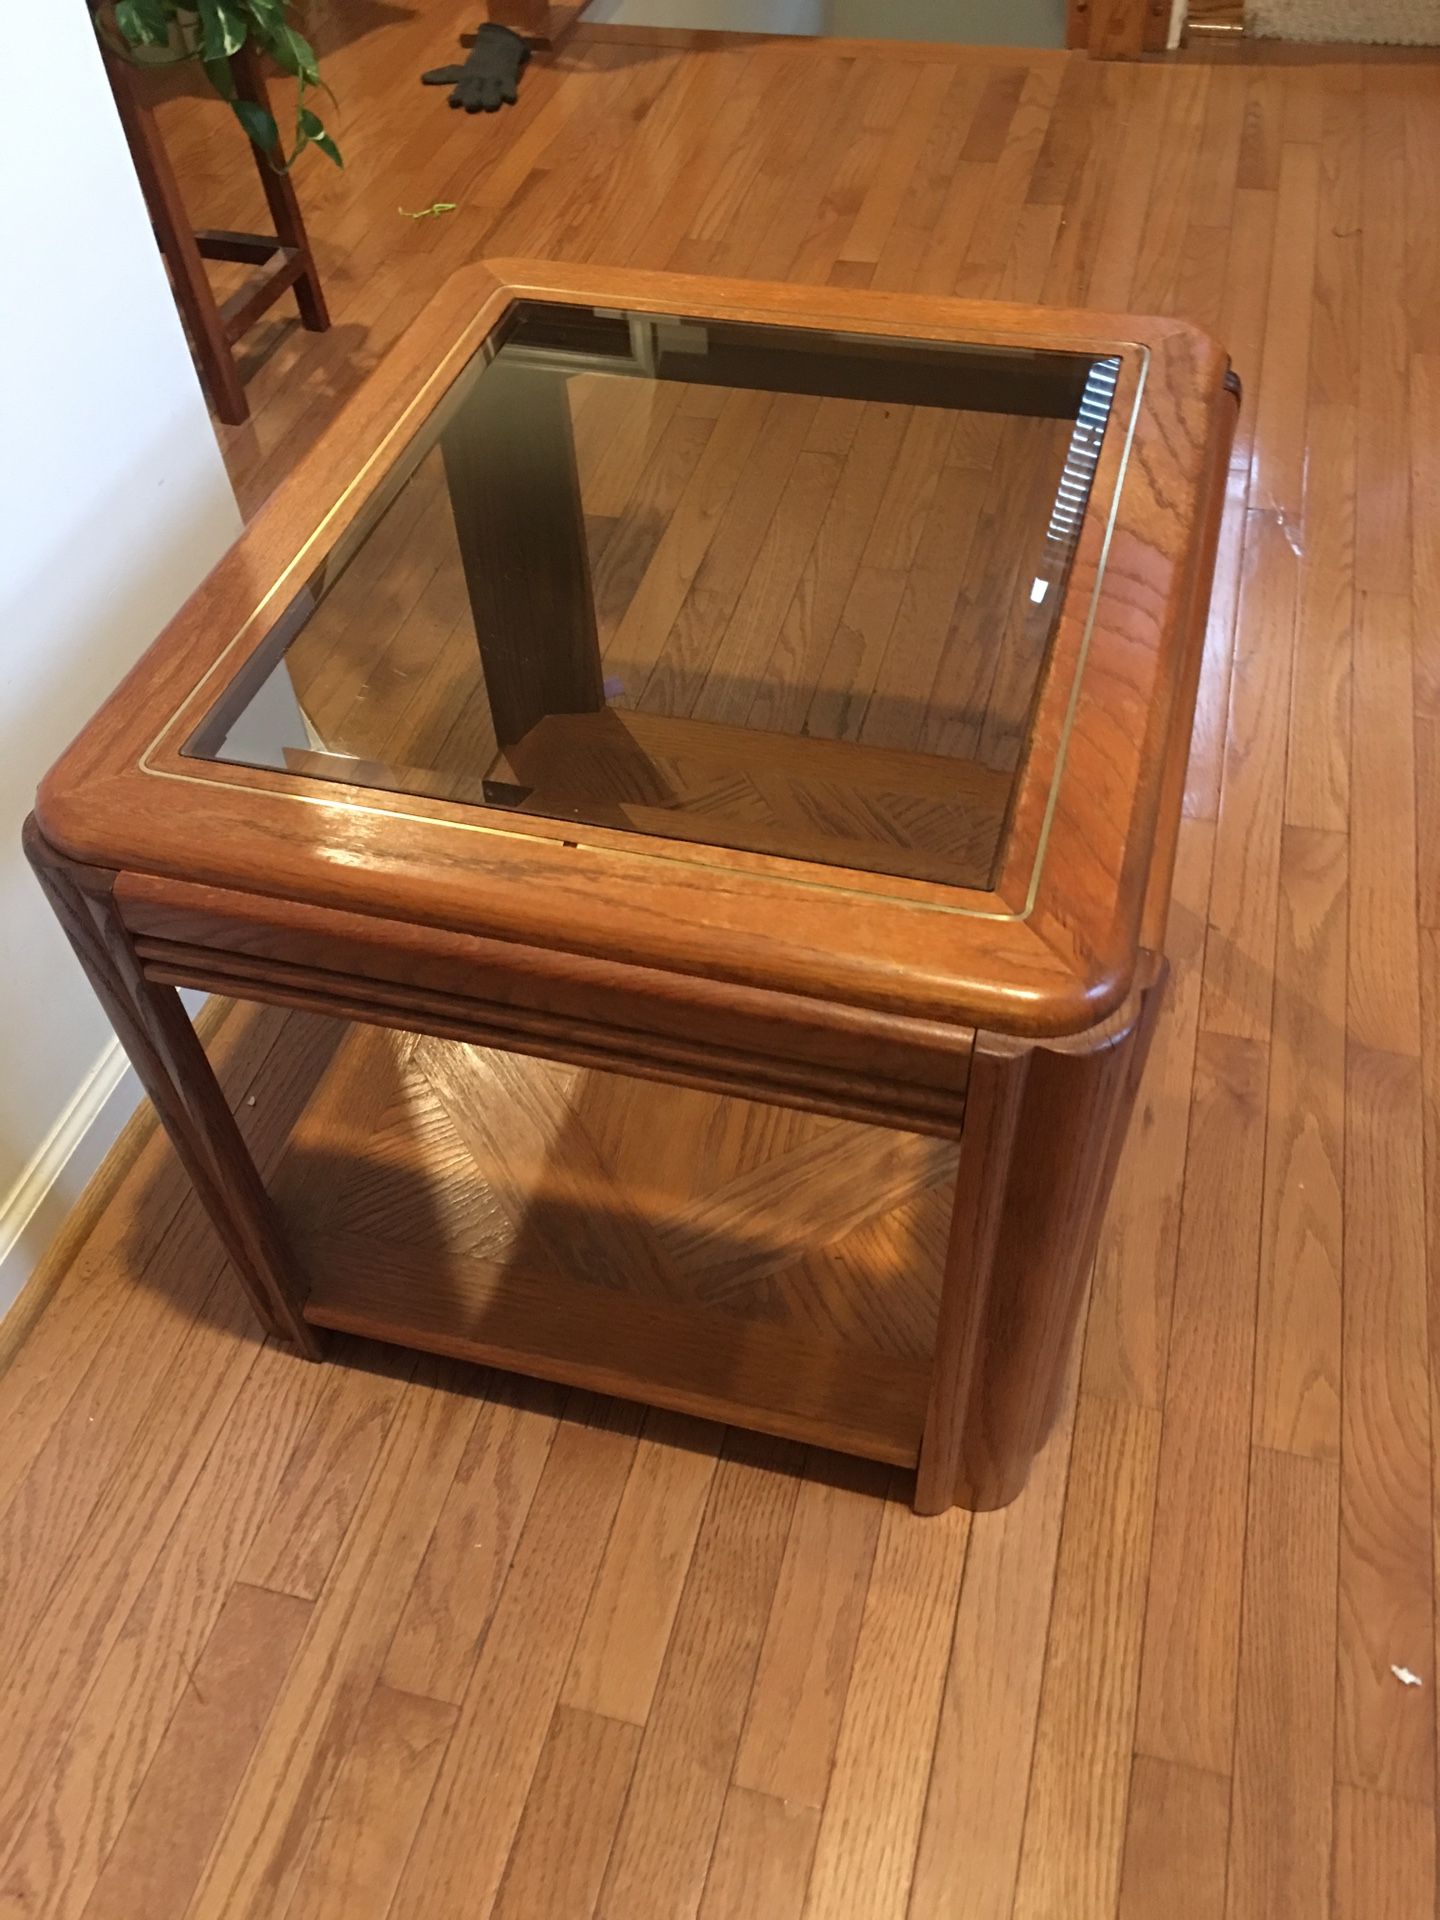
[232,42,331,334]
[441,360,604,749]
[24,819,319,1356]
[101,42,251,424]
[915,964,1167,1512]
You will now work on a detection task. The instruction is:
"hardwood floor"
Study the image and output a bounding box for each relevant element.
[4,21,1438,1919]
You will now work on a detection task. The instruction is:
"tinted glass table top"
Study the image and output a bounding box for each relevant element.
[186,298,1123,896]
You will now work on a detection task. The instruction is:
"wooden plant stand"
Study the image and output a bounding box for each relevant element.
[101,35,330,423]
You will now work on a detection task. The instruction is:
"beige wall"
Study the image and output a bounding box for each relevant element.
[827,0,1066,44]
[586,0,1067,44]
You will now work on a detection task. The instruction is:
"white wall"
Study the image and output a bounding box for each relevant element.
[0,6,242,1313]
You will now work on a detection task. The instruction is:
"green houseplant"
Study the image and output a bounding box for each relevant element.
[94,0,342,166]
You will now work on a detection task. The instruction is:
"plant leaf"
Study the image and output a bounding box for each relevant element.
[112,0,171,48]
[195,0,224,59]
[267,22,321,87]
[195,0,248,63]
[233,97,280,150]
[297,104,342,166]
[201,53,237,99]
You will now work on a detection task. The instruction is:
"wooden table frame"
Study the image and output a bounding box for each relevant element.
[30,261,1236,1511]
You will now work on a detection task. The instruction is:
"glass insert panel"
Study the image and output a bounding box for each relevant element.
[188,300,1119,893]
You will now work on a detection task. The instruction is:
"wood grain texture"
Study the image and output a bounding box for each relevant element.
[801,1492,969,1920]
[1338,1046,1434,1805]
[1198,511,1296,1043]
[1249,141,1317,525]
[1356,73,1411,597]
[0,997,276,1503]
[490,1707,641,1920]
[282,1685,457,1920]
[0,1290,262,1873]
[1287,420,1353,835]
[183,1358,482,1920]
[1224,1447,1338,1920]
[0,26,1435,1920]
[0,1334,329,1920]
[1083,819,1210,1410]
[301,1227,931,1466]
[1012,1394,1161,1920]
[596,1432,800,1920]
[0,1003,329,1660]
[1185,472,1244,823]
[1134,1030,1266,1776]
[1413,355,1440,716]
[23,826,316,1355]
[1117,1757,1229,1920]
[1332,1785,1437,1920]
[919,982,1161,1513]
[563,1410,723,1725]
[73,1584,310,1920]
[120,873,976,1139]
[240,1344,415,1602]
[271,1016,957,1475]
[909,1354,1076,1920]
[699,1790,818,1920]
[1348,593,1422,1057]
[387,1396,645,1920]
[382,1374,562,1704]
[36,63,1229,1534]
[733,1458,886,1809]
[1251,827,1345,1459]
[38,262,1229,1043]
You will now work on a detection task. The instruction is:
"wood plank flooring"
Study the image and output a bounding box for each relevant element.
[4,23,1438,1919]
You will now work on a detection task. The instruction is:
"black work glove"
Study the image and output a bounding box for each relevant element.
[421,23,530,112]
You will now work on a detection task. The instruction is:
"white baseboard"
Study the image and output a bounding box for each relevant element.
[0,1041,142,1319]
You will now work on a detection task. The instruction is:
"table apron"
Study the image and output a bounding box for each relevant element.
[116,875,974,1138]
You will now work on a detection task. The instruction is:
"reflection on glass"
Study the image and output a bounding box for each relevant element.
[188,301,1119,893]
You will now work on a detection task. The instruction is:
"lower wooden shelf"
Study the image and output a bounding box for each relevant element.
[271,1022,951,1471]
[301,1232,928,1465]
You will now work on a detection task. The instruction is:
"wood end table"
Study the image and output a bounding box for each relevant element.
[30,260,1236,1511]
